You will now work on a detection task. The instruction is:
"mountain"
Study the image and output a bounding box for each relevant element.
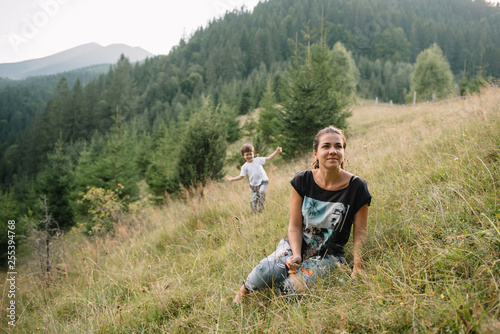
[0,42,154,79]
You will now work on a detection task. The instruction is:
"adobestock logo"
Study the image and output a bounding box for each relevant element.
[6,0,73,54]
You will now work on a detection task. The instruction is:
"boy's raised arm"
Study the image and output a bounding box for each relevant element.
[226,175,244,182]
[265,146,282,162]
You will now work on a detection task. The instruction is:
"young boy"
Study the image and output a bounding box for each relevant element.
[226,144,282,213]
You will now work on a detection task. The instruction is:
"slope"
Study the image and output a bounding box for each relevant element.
[2,86,499,333]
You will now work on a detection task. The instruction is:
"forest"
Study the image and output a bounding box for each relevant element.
[0,0,499,264]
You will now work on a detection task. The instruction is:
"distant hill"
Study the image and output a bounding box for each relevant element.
[0,42,154,79]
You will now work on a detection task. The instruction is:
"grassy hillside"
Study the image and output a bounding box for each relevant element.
[2,87,499,333]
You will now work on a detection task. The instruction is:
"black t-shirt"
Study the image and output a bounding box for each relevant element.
[289,170,372,258]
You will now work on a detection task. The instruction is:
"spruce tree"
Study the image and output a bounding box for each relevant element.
[217,103,240,143]
[36,140,74,229]
[177,97,227,188]
[257,78,282,146]
[69,79,85,141]
[238,88,252,115]
[145,122,181,199]
[279,42,351,158]
[77,109,140,202]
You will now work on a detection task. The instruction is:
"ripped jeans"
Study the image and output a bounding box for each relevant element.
[249,180,268,213]
[244,239,344,295]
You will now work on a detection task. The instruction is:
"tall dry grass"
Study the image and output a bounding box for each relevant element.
[1,86,499,333]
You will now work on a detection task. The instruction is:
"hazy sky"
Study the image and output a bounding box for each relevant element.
[1,0,499,64]
[0,0,261,64]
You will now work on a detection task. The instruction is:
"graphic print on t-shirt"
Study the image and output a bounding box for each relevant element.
[301,196,350,251]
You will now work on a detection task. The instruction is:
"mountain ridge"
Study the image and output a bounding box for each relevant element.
[0,42,154,79]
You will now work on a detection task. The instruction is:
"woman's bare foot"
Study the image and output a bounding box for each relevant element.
[288,273,308,293]
[233,284,250,303]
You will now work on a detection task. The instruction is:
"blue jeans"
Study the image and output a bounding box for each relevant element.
[244,239,344,294]
[249,180,268,213]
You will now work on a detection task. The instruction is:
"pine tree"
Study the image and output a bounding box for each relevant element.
[69,79,85,141]
[36,139,74,229]
[72,141,93,216]
[49,77,71,139]
[238,87,252,115]
[279,41,351,158]
[77,108,140,202]
[257,78,282,146]
[217,103,240,143]
[145,122,181,199]
[177,97,227,188]
[39,77,71,155]
[101,55,137,129]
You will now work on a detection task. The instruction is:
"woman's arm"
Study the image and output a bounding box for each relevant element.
[286,187,303,272]
[351,204,369,279]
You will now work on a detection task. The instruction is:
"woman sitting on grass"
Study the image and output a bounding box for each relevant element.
[234,126,372,302]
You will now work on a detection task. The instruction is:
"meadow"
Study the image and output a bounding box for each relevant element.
[1,86,499,333]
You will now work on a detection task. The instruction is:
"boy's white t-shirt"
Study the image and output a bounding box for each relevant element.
[240,157,268,186]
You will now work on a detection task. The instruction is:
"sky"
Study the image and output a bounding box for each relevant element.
[1,0,499,64]
[0,0,261,64]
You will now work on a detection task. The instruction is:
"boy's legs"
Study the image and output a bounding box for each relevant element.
[249,181,269,213]
[249,185,260,213]
[257,181,269,211]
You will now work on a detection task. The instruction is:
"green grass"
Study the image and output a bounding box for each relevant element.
[2,86,500,333]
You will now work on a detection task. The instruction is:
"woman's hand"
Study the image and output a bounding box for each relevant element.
[286,255,302,274]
